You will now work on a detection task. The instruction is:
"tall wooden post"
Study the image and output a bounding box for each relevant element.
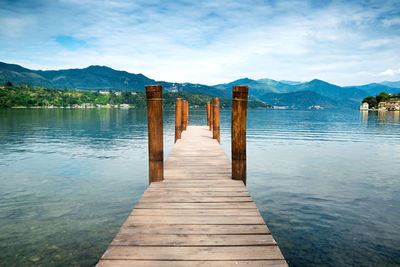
[210,101,213,131]
[206,102,211,127]
[182,100,188,130]
[212,98,220,143]
[175,98,183,143]
[232,86,248,185]
[146,85,163,184]
[181,100,185,132]
[186,101,189,127]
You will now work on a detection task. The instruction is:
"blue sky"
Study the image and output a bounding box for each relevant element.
[0,0,399,85]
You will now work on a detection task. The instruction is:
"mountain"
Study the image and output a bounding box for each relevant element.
[261,91,337,109]
[292,79,367,107]
[279,80,302,85]
[0,62,229,97]
[2,61,399,109]
[380,81,400,88]
[347,83,400,95]
[215,78,369,107]
[214,78,295,99]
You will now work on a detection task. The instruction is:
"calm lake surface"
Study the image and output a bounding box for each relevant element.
[0,109,399,266]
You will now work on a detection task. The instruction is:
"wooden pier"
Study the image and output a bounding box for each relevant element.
[97,86,287,266]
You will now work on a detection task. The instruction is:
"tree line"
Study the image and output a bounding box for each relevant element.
[0,83,271,109]
[362,92,400,108]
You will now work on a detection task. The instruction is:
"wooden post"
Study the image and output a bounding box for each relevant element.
[209,101,213,131]
[231,85,248,185]
[186,101,189,127]
[146,85,163,184]
[206,102,211,127]
[182,100,188,131]
[212,98,220,143]
[175,98,183,143]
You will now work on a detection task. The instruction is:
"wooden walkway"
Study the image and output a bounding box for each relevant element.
[97,126,287,266]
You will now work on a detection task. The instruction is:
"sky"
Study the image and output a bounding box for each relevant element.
[0,0,399,85]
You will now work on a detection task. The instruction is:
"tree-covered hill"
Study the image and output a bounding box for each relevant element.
[3,61,399,109]
[0,62,229,98]
[0,84,270,109]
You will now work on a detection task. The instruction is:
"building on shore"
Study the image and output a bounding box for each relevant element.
[387,101,400,111]
[378,102,387,110]
[377,100,400,111]
[360,102,369,110]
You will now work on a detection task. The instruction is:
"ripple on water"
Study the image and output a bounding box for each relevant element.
[0,109,399,266]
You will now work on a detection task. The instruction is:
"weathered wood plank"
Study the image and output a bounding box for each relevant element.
[149,181,243,187]
[101,246,285,260]
[125,215,265,225]
[111,234,275,246]
[134,202,257,209]
[131,208,259,216]
[118,224,270,235]
[97,260,288,267]
[139,196,253,203]
[142,190,250,197]
[147,187,248,192]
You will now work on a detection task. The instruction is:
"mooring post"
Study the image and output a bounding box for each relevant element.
[186,101,189,127]
[210,101,214,131]
[182,100,188,131]
[146,85,163,184]
[207,102,211,127]
[181,100,185,132]
[175,98,183,143]
[212,98,220,143]
[232,85,248,185]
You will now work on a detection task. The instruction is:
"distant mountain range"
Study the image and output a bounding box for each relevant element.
[0,62,229,98]
[1,61,399,109]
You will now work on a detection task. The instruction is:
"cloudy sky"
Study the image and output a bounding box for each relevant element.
[0,0,399,85]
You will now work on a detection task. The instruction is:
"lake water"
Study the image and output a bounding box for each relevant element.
[0,109,399,266]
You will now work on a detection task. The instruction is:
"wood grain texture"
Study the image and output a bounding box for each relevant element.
[118,224,271,235]
[97,126,286,266]
[102,246,285,260]
[98,260,288,267]
[131,208,259,216]
[111,234,276,246]
[145,85,163,183]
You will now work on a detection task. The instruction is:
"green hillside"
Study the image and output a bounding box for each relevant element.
[0,62,229,98]
[0,84,270,109]
[2,61,399,109]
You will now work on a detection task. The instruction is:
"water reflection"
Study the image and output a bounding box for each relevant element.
[361,110,368,125]
[0,109,399,266]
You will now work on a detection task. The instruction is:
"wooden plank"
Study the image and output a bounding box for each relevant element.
[150,179,243,188]
[97,260,288,266]
[154,180,244,185]
[139,196,253,203]
[148,183,244,188]
[147,187,248,192]
[118,224,270,235]
[125,215,265,225]
[142,190,250,197]
[134,202,257,209]
[111,234,276,246]
[101,246,285,260]
[131,209,260,216]
[164,176,231,180]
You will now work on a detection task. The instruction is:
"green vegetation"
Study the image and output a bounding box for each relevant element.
[0,83,271,109]
[362,91,400,108]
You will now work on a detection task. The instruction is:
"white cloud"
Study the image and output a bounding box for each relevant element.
[379,68,400,76]
[0,0,399,86]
